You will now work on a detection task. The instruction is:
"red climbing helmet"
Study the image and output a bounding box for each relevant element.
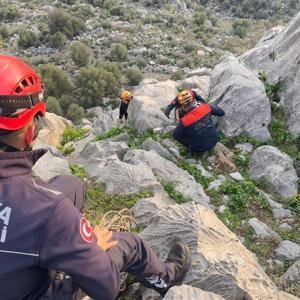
[0,55,46,131]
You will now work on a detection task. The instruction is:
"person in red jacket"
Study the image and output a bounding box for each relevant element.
[0,55,191,300]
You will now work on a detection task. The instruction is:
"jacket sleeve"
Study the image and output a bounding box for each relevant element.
[209,103,225,117]
[165,98,179,118]
[39,197,120,300]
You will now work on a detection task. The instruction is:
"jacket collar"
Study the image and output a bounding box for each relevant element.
[0,149,47,179]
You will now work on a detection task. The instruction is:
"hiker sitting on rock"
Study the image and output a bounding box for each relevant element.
[0,55,191,300]
[165,89,206,122]
[118,90,133,124]
[173,90,225,154]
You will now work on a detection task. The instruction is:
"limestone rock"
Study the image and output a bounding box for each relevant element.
[179,76,210,97]
[131,193,175,228]
[229,172,244,182]
[249,146,298,198]
[208,179,223,191]
[248,218,281,240]
[92,108,119,134]
[124,150,209,206]
[187,67,212,78]
[33,148,71,182]
[128,95,171,134]
[163,285,225,300]
[275,241,300,261]
[161,139,181,159]
[35,112,72,147]
[142,138,171,159]
[278,291,300,300]
[281,260,300,288]
[108,132,130,143]
[234,143,253,154]
[209,54,271,142]
[140,203,280,299]
[95,160,163,195]
[134,79,179,109]
[258,190,292,219]
[241,12,300,136]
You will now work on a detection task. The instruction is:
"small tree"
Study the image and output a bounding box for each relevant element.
[232,19,250,38]
[0,26,9,39]
[46,96,63,116]
[18,30,38,49]
[0,5,20,22]
[67,103,84,125]
[49,32,67,48]
[110,43,128,62]
[69,42,91,67]
[126,68,143,86]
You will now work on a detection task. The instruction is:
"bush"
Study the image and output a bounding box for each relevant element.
[75,62,121,109]
[61,0,77,3]
[171,70,184,81]
[18,30,38,49]
[46,96,63,115]
[48,9,85,38]
[0,25,8,39]
[61,127,89,145]
[38,64,73,98]
[109,43,128,62]
[232,19,250,38]
[126,68,143,86]
[0,5,20,22]
[69,42,91,67]
[66,103,84,125]
[49,32,67,48]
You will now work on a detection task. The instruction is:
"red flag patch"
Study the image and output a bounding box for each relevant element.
[79,217,94,243]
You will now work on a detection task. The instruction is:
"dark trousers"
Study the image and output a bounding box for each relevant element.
[119,102,129,120]
[45,175,175,300]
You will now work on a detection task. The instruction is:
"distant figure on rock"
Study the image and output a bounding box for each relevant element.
[173,90,225,154]
[118,90,133,124]
[0,55,191,300]
[165,89,206,122]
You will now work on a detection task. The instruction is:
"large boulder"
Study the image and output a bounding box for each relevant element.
[163,285,225,300]
[128,95,171,134]
[275,240,300,261]
[35,113,72,147]
[92,107,119,134]
[241,12,300,136]
[124,150,209,206]
[33,147,71,181]
[281,260,300,288]
[142,138,172,159]
[209,54,271,142]
[134,79,179,108]
[179,76,210,97]
[93,160,163,195]
[140,203,281,299]
[249,146,298,198]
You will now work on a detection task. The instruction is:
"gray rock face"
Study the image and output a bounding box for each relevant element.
[248,218,281,240]
[179,76,210,97]
[281,260,300,288]
[77,141,129,175]
[241,12,300,136]
[275,241,300,261]
[187,67,212,78]
[95,160,163,195]
[258,190,292,219]
[209,54,271,142]
[92,107,119,134]
[249,146,298,198]
[163,285,225,300]
[128,96,171,134]
[142,138,171,159]
[124,150,209,206]
[134,79,179,109]
[140,203,280,300]
[234,143,253,154]
[161,139,181,159]
[278,291,300,300]
[131,193,174,228]
[33,149,71,182]
[229,172,244,182]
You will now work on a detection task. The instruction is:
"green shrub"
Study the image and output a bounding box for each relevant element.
[18,30,38,49]
[170,70,184,81]
[232,19,250,38]
[75,62,121,109]
[96,127,126,140]
[49,32,67,48]
[47,9,85,38]
[110,43,128,62]
[46,96,63,116]
[126,68,143,86]
[61,127,89,145]
[38,64,73,98]
[0,25,9,39]
[69,42,91,67]
[0,5,20,22]
[66,103,84,125]
[61,0,76,4]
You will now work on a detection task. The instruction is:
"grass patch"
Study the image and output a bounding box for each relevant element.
[61,127,89,145]
[70,164,87,179]
[161,181,191,204]
[58,144,75,156]
[95,126,127,141]
[219,132,263,149]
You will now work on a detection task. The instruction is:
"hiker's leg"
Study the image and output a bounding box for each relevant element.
[48,175,85,213]
[108,232,176,288]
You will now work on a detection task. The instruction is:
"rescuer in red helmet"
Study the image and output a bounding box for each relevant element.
[0,55,190,300]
